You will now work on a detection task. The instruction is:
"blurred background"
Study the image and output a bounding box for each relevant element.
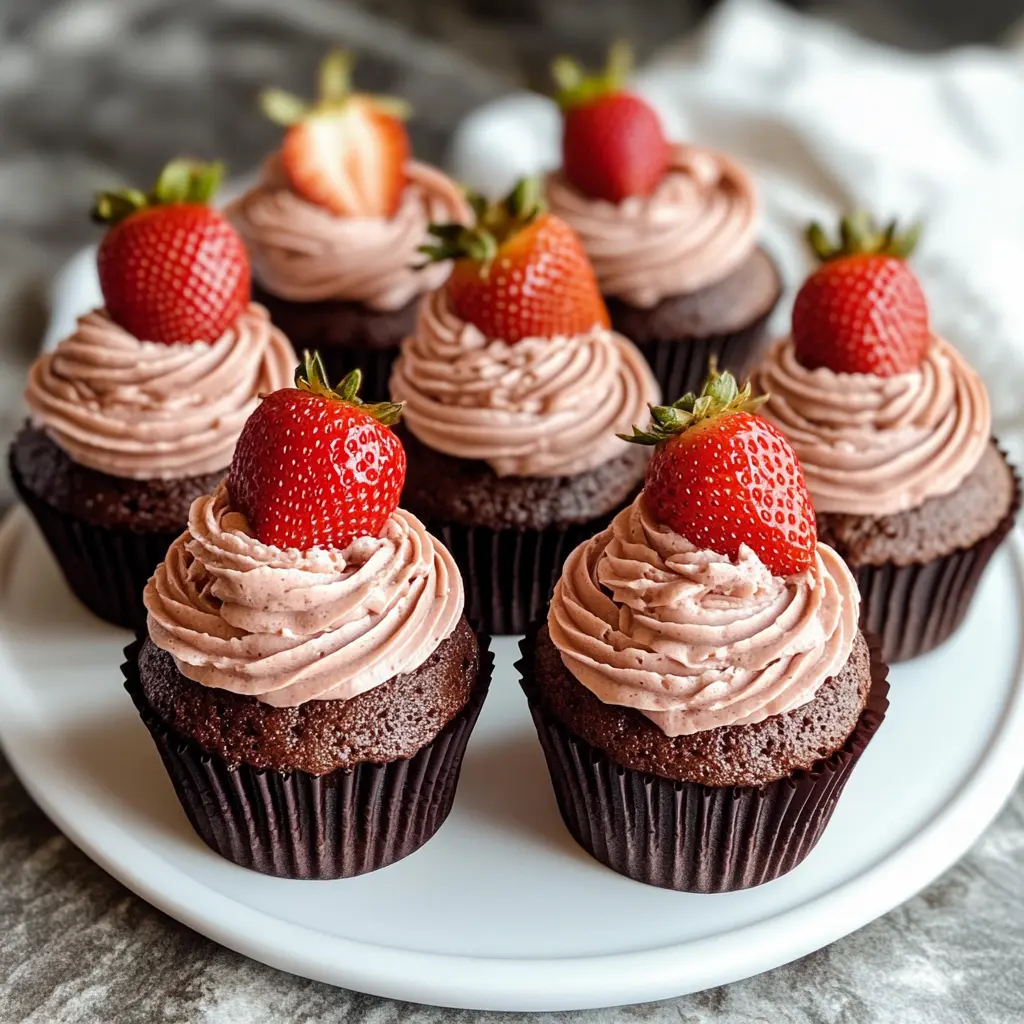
[2,0,1024,504]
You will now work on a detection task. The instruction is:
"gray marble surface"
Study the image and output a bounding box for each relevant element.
[0,2,1022,1022]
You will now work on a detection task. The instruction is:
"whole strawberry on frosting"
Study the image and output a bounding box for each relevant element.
[552,42,671,203]
[93,158,250,345]
[792,213,928,377]
[621,369,816,576]
[230,352,406,551]
[260,49,411,219]
[420,177,609,344]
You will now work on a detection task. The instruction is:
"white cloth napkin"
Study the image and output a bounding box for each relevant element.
[450,0,1024,465]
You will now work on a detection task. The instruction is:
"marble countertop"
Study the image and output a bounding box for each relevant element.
[0,2,1022,1022]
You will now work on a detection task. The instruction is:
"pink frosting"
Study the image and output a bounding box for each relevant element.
[25,304,294,480]
[144,482,464,708]
[753,335,991,516]
[390,289,660,477]
[545,143,759,307]
[548,495,859,736]
[226,158,471,311]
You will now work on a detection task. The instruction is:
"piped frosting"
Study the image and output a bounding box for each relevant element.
[145,482,464,708]
[390,289,659,478]
[753,334,991,516]
[25,304,294,480]
[548,494,858,736]
[227,159,471,311]
[546,143,758,307]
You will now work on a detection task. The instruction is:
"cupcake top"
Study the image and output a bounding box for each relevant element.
[146,481,462,707]
[227,50,471,312]
[754,334,990,516]
[26,159,293,481]
[390,178,660,478]
[547,145,759,309]
[753,214,991,517]
[545,46,758,308]
[27,305,293,480]
[548,371,858,736]
[144,354,464,708]
[228,157,470,311]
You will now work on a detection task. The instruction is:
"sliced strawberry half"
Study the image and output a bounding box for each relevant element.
[261,50,411,218]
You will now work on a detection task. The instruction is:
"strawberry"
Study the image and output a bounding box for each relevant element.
[260,50,411,218]
[792,213,929,377]
[621,369,816,576]
[421,178,609,344]
[552,42,670,203]
[93,159,250,346]
[229,352,406,551]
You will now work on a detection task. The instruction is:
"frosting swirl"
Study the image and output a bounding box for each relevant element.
[26,304,294,480]
[390,289,660,478]
[753,335,991,516]
[227,159,471,311]
[548,495,858,736]
[546,143,758,307]
[145,482,464,708]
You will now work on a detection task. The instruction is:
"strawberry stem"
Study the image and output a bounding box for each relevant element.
[619,367,765,446]
[807,212,922,263]
[552,41,634,110]
[294,351,403,426]
[91,158,225,225]
[260,49,411,127]
[420,176,546,272]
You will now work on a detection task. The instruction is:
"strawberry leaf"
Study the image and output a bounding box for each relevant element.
[619,368,765,446]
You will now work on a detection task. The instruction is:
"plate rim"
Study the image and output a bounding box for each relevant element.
[0,504,1022,1012]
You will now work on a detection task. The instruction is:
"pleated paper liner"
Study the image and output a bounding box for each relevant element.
[432,515,623,636]
[10,455,179,632]
[609,307,774,404]
[123,634,493,880]
[518,628,890,893]
[252,283,408,402]
[851,446,1020,664]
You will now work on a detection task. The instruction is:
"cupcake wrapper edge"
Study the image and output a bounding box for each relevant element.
[517,627,890,893]
[11,454,177,632]
[123,633,494,879]
[853,446,1021,663]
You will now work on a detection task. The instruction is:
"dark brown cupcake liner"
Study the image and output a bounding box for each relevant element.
[252,283,407,400]
[851,448,1021,664]
[10,456,179,631]
[122,634,493,879]
[610,308,775,403]
[517,627,890,893]
[431,516,623,636]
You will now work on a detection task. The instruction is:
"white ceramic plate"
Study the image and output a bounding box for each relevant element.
[0,507,1023,1011]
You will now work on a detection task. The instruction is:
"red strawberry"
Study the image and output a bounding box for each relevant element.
[421,178,609,344]
[261,50,410,218]
[93,159,250,346]
[792,213,929,377]
[552,43,670,203]
[229,353,406,551]
[621,370,816,576]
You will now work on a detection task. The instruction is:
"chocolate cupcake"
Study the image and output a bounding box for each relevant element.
[753,216,1020,662]
[519,370,888,892]
[9,160,294,630]
[545,48,781,399]
[391,179,660,634]
[227,51,470,399]
[127,360,490,879]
